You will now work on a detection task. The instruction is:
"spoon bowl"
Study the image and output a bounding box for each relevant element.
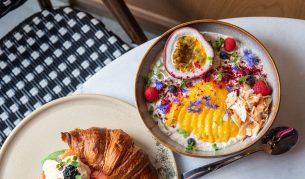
[261,127,298,155]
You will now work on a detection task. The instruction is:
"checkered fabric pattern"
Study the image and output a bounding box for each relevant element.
[0,7,130,146]
[0,0,27,18]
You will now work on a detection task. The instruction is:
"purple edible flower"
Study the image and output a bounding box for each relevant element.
[155,80,163,90]
[158,103,169,114]
[173,98,179,103]
[194,98,202,106]
[232,65,239,72]
[205,103,211,108]
[182,88,188,93]
[193,107,201,113]
[188,106,193,112]
[225,110,230,116]
[202,96,211,101]
[226,86,234,92]
[243,49,259,68]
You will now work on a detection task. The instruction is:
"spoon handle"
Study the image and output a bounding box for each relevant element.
[182,148,260,179]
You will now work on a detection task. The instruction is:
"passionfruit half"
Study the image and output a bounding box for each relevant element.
[164,27,214,79]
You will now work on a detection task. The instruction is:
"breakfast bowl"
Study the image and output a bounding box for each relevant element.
[135,20,280,157]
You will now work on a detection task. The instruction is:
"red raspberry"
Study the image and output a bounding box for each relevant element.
[224,37,236,52]
[144,87,159,102]
[252,80,272,96]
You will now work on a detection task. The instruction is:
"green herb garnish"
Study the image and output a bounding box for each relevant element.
[212,143,220,151]
[72,156,78,161]
[214,37,224,51]
[206,56,213,64]
[176,128,189,138]
[41,150,65,165]
[76,175,81,179]
[56,161,65,171]
[161,121,169,130]
[239,75,248,82]
[71,160,80,167]
[145,77,152,87]
[218,71,224,81]
[159,92,164,100]
[157,73,164,79]
[179,79,187,88]
[231,50,238,58]
[231,50,240,66]
[186,141,194,150]
[148,106,154,115]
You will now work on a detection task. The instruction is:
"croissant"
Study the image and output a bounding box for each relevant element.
[61,127,158,179]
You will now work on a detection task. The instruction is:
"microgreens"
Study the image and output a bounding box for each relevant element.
[148,106,154,115]
[218,71,224,81]
[161,121,169,130]
[212,143,220,151]
[179,79,187,88]
[214,37,224,51]
[176,128,189,138]
[186,141,195,150]
[207,56,213,64]
[56,161,65,171]
[239,75,248,83]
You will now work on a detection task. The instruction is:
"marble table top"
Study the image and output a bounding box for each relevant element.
[75,17,305,178]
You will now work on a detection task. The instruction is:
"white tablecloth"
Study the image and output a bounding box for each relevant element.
[76,17,305,179]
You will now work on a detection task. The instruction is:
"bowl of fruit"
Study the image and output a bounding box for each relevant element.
[135,20,280,157]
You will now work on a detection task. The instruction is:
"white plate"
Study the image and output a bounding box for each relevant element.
[0,94,178,179]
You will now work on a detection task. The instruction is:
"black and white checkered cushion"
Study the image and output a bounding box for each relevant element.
[0,0,26,18]
[0,7,130,146]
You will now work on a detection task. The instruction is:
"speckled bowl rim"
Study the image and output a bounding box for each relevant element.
[135,19,281,158]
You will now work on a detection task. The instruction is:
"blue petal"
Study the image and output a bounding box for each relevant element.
[226,87,234,92]
[155,80,163,90]
[173,98,179,103]
[182,88,188,93]
[243,49,258,67]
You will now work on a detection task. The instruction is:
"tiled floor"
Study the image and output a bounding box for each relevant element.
[0,0,157,44]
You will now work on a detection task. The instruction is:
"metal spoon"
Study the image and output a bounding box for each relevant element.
[182,126,298,179]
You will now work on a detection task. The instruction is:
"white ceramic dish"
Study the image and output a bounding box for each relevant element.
[0,94,178,179]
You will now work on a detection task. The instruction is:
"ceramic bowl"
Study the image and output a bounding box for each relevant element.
[135,20,280,157]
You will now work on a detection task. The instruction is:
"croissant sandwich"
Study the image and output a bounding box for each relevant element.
[39,127,158,179]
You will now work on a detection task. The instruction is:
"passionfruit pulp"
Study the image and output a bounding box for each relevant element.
[164,27,214,79]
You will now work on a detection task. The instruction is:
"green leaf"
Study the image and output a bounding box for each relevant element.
[176,128,189,138]
[212,143,220,151]
[218,71,224,81]
[157,73,164,79]
[186,141,194,150]
[231,50,240,67]
[148,106,154,115]
[214,37,224,51]
[239,76,248,82]
[231,50,238,58]
[76,175,81,179]
[56,161,65,171]
[41,150,65,165]
[206,56,213,64]
[161,121,169,130]
[159,92,164,100]
[179,80,187,88]
[71,160,80,167]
